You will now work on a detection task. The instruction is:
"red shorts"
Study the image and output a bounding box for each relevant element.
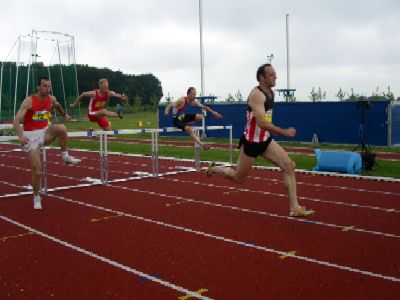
[88,114,111,128]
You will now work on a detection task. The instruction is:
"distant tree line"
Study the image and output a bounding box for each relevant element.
[0,62,163,113]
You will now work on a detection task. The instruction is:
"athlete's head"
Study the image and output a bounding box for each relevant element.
[37,76,51,97]
[256,64,276,88]
[187,87,197,101]
[98,79,109,92]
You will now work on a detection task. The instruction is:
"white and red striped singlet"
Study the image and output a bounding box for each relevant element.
[243,86,274,143]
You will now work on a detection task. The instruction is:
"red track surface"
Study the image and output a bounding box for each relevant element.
[1,143,400,299]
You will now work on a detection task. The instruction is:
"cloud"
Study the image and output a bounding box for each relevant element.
[0,0,399,101]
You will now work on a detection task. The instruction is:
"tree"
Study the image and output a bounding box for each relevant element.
[336,87,346,101]
[225,93,235,102]
[347,87,359,100]
[383,86,395,102]
[309,87,326,102]
[235,90,244,102]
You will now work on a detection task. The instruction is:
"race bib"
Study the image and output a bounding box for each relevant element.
[265,110,273,123]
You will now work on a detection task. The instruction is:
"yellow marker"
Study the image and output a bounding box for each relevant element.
[1,231,34,242]
[91,215,121,223]
[342,226,355,232]
[137,121,143,127]
[178,288,208,300]
[279,250,297,260]
[166,200,190,207]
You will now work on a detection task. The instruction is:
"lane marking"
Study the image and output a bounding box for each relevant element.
[1,231,34,242]
[179,288,209,300]
[91,214,123,223]
[279,250,297,260]
[0,215,212,300]
[43,193,400,284]
[342,226,355,232]
[166,200,190,207]
[110,183,400,239]
[163,177,400,214]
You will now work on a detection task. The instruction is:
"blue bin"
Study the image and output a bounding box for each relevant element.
[313,149,362,174]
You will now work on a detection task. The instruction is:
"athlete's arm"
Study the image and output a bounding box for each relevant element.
[164,97,184,116]
[70,91,94,109]
[109,91,128,102]
[13,97,32,144]
[192,100,223,119]
[250,91,296,137]
[52,97,72,121]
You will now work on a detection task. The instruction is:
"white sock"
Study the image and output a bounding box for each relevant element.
[34,194,40,200]
[62,151,69,160]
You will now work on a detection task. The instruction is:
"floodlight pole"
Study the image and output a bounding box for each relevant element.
[199,0,206,137]
[286,13,291,90]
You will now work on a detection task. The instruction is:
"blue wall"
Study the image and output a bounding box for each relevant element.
[392,103,400,145]
[159,101,394,146]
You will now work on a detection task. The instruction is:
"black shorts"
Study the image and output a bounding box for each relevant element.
[238,134,273,158]
[173,114,196,131]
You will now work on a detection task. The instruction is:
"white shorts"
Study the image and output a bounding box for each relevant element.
[22,127,48,152]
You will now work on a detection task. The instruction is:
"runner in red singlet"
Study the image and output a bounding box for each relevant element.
[206,64,314,217]
[13,77,81,210]
[69,79,127,130]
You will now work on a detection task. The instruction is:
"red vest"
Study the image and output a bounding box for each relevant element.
[23,94,52,131]
[88,89,109,114]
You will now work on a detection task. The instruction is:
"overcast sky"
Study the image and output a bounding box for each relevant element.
[0,0,399,101]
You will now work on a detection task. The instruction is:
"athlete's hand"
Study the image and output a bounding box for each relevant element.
[285,127,296,137]
[213,112,223,119]
[18,135,29,146]
[64,114,73,122]
[69,103,76,109]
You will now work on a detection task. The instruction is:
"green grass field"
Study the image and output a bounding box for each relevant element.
[58,113,400,179]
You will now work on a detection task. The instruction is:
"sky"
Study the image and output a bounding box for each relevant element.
[0,0,399,102]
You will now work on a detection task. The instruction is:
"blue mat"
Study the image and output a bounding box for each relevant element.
[313,149,362,174]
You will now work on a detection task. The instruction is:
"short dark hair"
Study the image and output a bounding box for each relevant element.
[256,63,272,81]
[187,87,196,95]
[37,76,50,86]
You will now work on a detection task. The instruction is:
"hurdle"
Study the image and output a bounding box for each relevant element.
[0,125,233,186]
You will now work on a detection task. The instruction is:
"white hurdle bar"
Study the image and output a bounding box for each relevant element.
[0,125,234,185]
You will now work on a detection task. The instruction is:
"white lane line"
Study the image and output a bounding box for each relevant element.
[163,177,400,214]
[108,182,400,239]
[248,175,400,197]
[0,215,213,300]
[44,193,400,284]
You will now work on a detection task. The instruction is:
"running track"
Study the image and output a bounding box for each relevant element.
[0,143,399,299]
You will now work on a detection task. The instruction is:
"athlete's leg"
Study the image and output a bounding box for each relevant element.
[95,109,117,118]
[44,124,68,151]
[44,124,81,165]
[261,139,299,211]
[207,146,255,183]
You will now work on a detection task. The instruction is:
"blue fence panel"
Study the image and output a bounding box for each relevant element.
[392,103,400,145]
[158,101,390,145]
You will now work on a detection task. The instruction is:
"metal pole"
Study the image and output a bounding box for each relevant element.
[26,30,36,98]
[13,36,21,117]
[1,36,21,119]
[0,62,3,120]
[194,128,200,171]
[71,36,81,119]
[57,41,68,114]
[40,145,48,194]
[286,14,290,90]
[199,0,206,137]
[229,126,233,165]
